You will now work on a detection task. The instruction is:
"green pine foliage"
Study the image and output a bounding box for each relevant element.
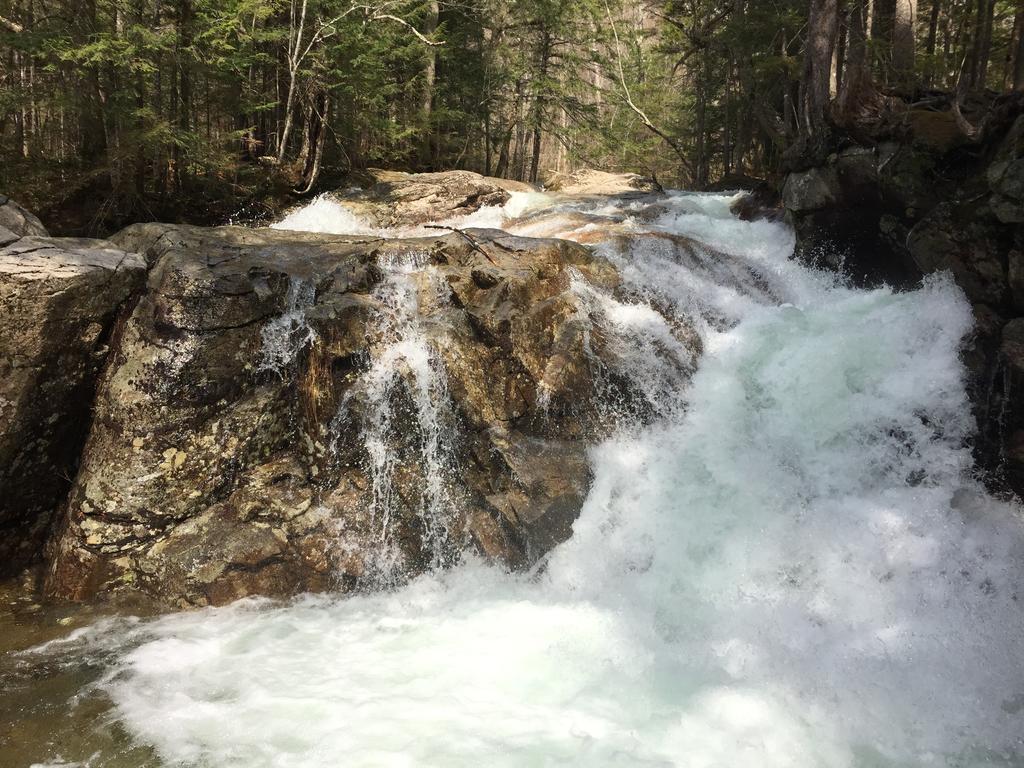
[1,0,1022,232]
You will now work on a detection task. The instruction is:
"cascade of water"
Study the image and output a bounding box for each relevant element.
[566,266,695,424]
[257,277,318,376]
[345,249,457,580]
[20,187,1024,768]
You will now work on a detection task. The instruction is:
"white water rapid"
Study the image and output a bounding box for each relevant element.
[27,189,1024,767]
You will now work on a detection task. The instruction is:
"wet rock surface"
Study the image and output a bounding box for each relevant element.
[42,222,676,606]
[0,235,145,576]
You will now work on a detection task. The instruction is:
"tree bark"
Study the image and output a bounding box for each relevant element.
[872,0,897,82]
[800,0,840,137]
[277,0,308,163]
[529,29,550,184]
[976,0,996,89]
[1015,2,1024,91]
[892,0,917,89]
[419,0,439,168]
[924,0,940,86]
[967,0,988,90]
[836,0,875,122]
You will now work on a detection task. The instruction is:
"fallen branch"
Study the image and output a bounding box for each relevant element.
[425,225,499,265]
[368,12,443,46]
[0,13,24,33]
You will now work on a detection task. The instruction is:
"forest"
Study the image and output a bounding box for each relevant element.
[1,0,1023,232]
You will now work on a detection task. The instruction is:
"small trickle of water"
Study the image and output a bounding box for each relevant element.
[257,278,318,376]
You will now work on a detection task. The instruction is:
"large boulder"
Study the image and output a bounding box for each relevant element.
[45,224,689,607]
[0,195,48,238]
[782,145,934,286]
[333,170,521,229]
[544,169,660,196]
[0,236,145,575]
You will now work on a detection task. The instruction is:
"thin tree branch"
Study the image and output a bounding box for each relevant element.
[603,0,690,167]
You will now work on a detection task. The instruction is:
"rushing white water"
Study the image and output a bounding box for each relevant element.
[30,189,1024,767]
[346,249,458,578]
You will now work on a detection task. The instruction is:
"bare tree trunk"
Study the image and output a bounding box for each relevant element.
[924,0,940,86]
[529,29,550,184]
[976,0,996,89]
[833,2,848,96]
[837,0,875,120]
[278,0,308,163]
[893,0,917,89]
[967,0,988,90]
[1015,2,1024,91]
[483,101,492,176]
[178,0,192,189]
[419,0,438,168]
[801,0,840,137]
[297,94,314,168]
[299,92,328,194]
[872,0,896,83]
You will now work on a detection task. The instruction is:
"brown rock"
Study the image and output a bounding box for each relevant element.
[329,170,517,229]
[0,236,145,575]
[543,169,659,196]
[45,223,687,606]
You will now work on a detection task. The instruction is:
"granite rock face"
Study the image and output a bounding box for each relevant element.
[44,223,682,607]
[0,235,145,575]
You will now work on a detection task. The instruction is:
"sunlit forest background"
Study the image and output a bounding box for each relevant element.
[1,0,1022,230]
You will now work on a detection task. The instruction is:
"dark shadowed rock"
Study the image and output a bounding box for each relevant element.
[0,236,145,575]
[906,202,1012,308]
[988,115,1024,225]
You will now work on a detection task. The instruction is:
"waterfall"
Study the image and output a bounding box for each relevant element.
[23,189,1024,767]
[352,249,457,578]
